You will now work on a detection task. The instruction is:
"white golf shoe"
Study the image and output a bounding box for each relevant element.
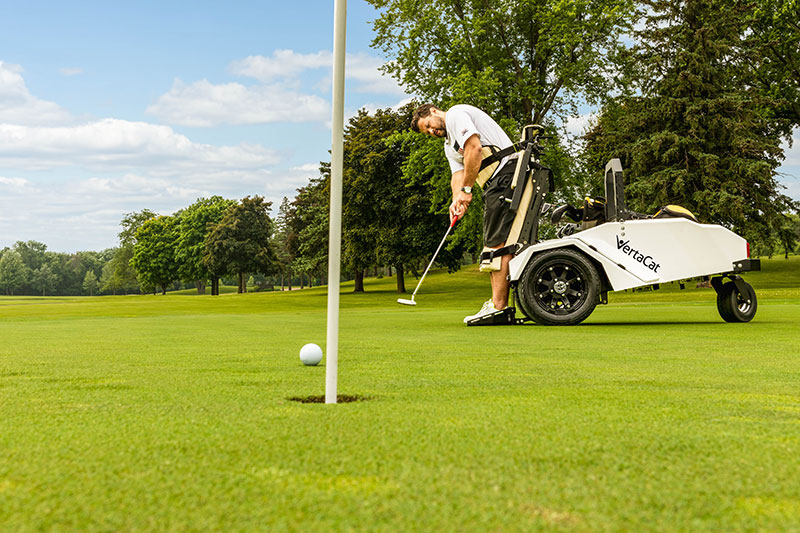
[463,299,500,324]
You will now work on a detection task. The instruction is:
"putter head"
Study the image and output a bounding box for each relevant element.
[397,298,416,306]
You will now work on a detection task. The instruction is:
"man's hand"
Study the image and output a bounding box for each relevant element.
[449,190,473,223]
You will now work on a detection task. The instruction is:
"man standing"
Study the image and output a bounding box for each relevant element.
[411,103,517,323]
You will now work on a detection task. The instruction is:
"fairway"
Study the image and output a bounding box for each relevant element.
[2,258,800,531]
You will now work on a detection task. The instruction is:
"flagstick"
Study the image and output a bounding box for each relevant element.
[326,0,346,404]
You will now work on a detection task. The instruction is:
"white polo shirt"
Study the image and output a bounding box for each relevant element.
[444,104,513,177]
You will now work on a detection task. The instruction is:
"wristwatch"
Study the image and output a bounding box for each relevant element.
[460,186,473,194]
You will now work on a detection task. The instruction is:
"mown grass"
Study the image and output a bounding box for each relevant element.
[1,256,799,531]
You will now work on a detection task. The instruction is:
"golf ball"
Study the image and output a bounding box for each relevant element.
[299,343,323,366]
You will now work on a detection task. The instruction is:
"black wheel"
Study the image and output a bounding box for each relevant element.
[517,248,600,325]
[716,281,757,323]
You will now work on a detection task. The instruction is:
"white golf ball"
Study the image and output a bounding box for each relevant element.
[299,343,323,366]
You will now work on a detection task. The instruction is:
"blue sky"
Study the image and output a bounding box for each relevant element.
[1,1,798,252]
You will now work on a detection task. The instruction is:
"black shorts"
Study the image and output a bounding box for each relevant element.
[482,162,517,247]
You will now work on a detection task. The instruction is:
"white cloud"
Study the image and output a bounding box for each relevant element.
[231,50,406,94]
[345,54,405,95]
[0,176,29,190]
[564,113,597,138]
[230,50,331,81]
[59,67,83,76]
[145,78,329,127]
[0,112,298,251]
[146,49,408,128]
[0,61,73,125]
[0,119,280,171]
[0,162,322,251]
[290,162,321,173]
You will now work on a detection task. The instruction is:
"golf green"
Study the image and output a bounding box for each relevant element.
[1,257,799,530]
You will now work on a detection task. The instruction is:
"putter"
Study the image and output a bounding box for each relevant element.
[398,216,458,306]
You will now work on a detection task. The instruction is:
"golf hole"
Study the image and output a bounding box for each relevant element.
[287,394,369,404]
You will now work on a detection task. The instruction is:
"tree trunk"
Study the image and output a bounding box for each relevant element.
[353,269,365,292]
[280,272,284,291]
[161,284,167,295]
[388,265,393,277]
[212,277,220,295]
[237,272,246,293]
[195,280,206,294]
[396,264,406,293]
[300,272,304,290]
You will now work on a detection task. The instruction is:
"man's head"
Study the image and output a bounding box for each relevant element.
[411,104,446,138]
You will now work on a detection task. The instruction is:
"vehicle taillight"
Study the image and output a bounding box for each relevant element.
[747,241,751,258]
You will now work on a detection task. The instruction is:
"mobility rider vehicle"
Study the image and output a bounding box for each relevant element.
[468,125,760,326]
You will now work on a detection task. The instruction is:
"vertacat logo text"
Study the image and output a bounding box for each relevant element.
[616,235,661,273]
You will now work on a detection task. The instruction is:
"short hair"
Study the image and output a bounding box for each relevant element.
[411,104,437,133]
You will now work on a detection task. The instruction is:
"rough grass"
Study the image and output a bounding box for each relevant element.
[1,256,799,531]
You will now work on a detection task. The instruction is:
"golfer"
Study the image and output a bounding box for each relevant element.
[411,103,517,323]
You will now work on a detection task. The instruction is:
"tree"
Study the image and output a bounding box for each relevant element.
[119,209,158,245]
[0,250,29,295]
[175,196,236,294]
[273,197,296,291]
[288,171,330,286]
[32,263,57,296]
[101,248,138,295]
[368,0,636,125]
[343,109,391,291]
[744,0,800,134]
[203,196,277,294]
[111,209,157,294]
[82,270,99,296]
[582,0,798,249]
[131,215,180,295]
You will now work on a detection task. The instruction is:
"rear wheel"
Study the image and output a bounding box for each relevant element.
[717,280,757,323]
[517,248,600,325]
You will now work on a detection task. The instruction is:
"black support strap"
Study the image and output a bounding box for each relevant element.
[479,143,522,172]
[480,245,519,263]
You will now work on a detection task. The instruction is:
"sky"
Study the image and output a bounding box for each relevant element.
[1,1,798,253]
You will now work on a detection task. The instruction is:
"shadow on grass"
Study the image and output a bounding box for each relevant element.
[287,394,370,404]
[580,320,749,326]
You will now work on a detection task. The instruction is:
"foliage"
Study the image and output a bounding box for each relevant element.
[82,270,99,296]
[286,170,330,281]
[0,250,29,295]
[368,0,636,125]
[31,263,58,296]
[202,196,277,293]
[131,215,181,295]
[582,0,798,249]
[744,0,800,134]
[175,196,236,292]
[272,197,296,288]
[109,209,157,294]
[101,247,139,295]
[119,209,157,246]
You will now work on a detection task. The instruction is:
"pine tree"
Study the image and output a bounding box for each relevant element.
[583,0,797,250]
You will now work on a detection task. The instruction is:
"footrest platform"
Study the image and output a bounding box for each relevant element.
[465,306,525,326]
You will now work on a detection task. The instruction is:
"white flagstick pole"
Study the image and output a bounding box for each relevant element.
[326,0,346,404]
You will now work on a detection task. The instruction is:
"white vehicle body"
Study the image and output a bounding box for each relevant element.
[509,218,750,291]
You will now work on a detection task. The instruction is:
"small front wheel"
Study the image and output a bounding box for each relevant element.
[517,248,600,325]
[717,280,757,323]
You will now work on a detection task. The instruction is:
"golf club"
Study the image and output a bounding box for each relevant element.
[398,216,458,306]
